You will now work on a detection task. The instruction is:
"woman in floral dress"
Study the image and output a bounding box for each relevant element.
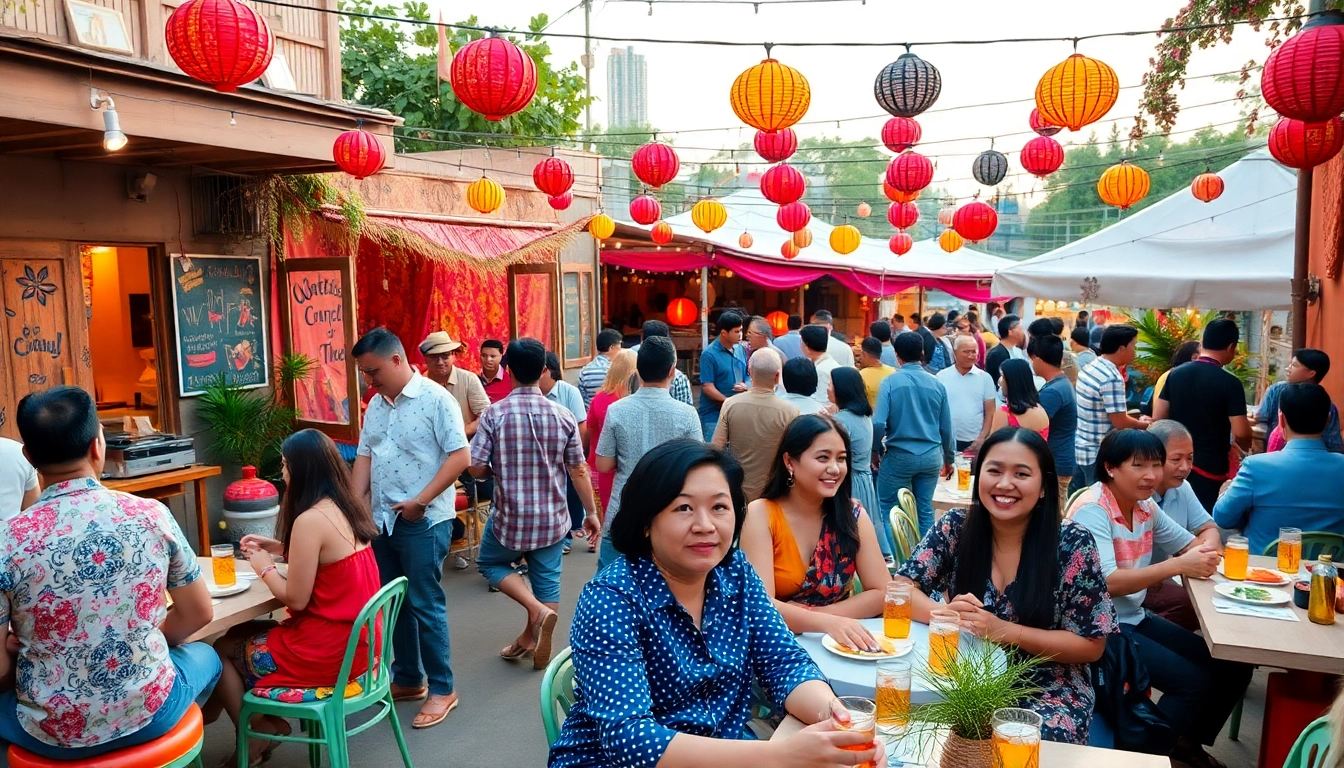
[897,427,1117,744]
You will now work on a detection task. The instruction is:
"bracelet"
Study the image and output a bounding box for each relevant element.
[259,565,277,579]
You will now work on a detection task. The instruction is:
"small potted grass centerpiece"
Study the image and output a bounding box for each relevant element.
[905,642,1045,768]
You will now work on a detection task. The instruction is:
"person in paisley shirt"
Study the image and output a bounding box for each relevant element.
[0,387,220,759]
[897,427,1117,744]
[740,414,892,654]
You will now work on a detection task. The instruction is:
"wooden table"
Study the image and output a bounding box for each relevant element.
[932,475,971,516]
[772,715,1170,768]
[1184,555,1344,675]
[106,465,221,554]
[185,560,284,643]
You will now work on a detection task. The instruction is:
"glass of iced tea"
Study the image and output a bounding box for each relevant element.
[211,544,237,588]
[875,660,912,736]
[884,581,912,639]
[928,609,961,675]
[1224,535,1249,581]
[833,696,878,768]
[955,453,972,492]
[991,708,1042,768]
[1278,527,1303,575]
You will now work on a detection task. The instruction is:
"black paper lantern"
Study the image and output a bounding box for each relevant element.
[874,52,942,118]
[972,149,1008,186]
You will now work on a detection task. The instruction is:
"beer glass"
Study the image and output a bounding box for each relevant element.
[928,609,961,675]
[875,660,912,736]
[991,708,1042,768]
[833,696,878,768]
[1224,535,1249,581]
[211,544,237,588]
[1278,527,1303,575]
[955,453,972,492]
[884,581,912,639]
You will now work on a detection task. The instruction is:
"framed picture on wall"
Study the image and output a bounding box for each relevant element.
[64,0,134,56]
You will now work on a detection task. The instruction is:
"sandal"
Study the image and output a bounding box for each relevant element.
[532,609,559,670]
[499,642,534,661]
[390,684,428,702]
[412,694,459,729]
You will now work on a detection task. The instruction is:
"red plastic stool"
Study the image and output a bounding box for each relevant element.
[1259,671,1338,768]
[7,703,204,768]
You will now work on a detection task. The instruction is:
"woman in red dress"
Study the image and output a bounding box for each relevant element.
[586,349,637,522]
[205,429,381,767]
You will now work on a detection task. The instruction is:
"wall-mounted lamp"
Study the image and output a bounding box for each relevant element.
[89,89,128,151]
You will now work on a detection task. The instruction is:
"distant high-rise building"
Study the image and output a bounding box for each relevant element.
[607,46,647,129]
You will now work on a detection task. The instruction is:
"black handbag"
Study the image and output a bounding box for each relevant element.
[1091,633,1178,755]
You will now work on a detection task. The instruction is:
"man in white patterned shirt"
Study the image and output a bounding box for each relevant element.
[576,330,624,408]
[1071,324,1149,494]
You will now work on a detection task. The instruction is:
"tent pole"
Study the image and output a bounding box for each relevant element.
[1293,0,1325,350]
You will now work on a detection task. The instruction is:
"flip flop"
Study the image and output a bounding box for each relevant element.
[390,684,428,702]
[412,696,459,729]
[532,610,559,670]
[499,642,534,661]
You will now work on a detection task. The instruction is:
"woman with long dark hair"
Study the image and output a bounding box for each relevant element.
[740,414,891,652]
[897,427,1116,744]
[206,429,382,766]
[828,367,893,559]
[991,358,1049,437]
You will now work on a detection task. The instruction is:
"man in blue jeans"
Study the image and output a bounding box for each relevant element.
[353,328,470,730]
[874,331,956,536]
[697,313,749,441]
[0,387,221,759]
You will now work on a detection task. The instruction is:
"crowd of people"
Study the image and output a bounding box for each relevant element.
[3,304,1344,768]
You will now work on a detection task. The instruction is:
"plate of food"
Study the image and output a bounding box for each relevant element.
[821,634,914,661]
[1216,566,1293,586]
[206,581,250,598]
[1214,582,1292,605]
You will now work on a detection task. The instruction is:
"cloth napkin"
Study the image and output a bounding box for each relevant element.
[1210,595,1300,622]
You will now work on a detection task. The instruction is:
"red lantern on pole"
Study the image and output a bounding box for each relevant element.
[632,142,681,189]
[761,163,806,205]
[1262,11,1344,124]
[165,0,273,92]
[449,34,537,121]
[887,202,919,230]
[776,201,811,233]
[667,297,698,327]
[651,221,674,245]
[630,195,662,225]
[1190,172,1224,203]
[1028,108,1062,137]
[1020,135,1065,178]
[889,232,913,256]
[953,201,999,243]
[881,117,922,153]
[754,129,798,163]
[1268,116,1344,169]
[885,152,933,193]
[332,128,387,179]
[547,192,573,210]
[532,157,574,197]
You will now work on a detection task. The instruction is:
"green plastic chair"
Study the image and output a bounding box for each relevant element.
[1262,532,1344,561]
[1064,487,1086,517]
[237,577,413,768]
[1284,715,1333,768]
[539,646,576,746]
[888,502,919,567]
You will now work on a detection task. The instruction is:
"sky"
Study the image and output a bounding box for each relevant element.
[424,0,1276,201]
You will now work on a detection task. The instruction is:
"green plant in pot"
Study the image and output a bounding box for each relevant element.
[195,353,316,482]
[906,641,1046,768]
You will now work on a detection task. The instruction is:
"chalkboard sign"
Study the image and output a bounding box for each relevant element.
[170,254,268,396]
[562,271,582,362]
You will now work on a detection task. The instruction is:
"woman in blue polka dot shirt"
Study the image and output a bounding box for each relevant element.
[549,440,881,768]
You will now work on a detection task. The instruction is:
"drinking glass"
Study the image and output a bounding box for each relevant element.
[211,543,237,588]
[1278,527,1303,575]
[875,660,912,736]
[833,696,878,768]
[991,708,1042,768]
[955,453,972,492]
[884,581,912,639]
[928,609,961,675]
[1224,535,1249,581]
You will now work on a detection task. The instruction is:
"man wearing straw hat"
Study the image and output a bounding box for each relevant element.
[420,331,490,438]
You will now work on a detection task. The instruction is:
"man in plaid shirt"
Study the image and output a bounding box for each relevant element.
[469,338,599,670]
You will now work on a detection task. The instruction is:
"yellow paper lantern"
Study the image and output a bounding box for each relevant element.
[829,224,861,255]
[691,199,728,233]
[1097,161,1151,210]
[466,176,504,214]
[730,57,811,132]
[589,213,615,241]
[792,227,813,248]
[1035,53,1119,132]
[939,229,964,253]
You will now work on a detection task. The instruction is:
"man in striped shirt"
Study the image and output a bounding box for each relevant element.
[576,329,624,408]
[1071,324,1150,494]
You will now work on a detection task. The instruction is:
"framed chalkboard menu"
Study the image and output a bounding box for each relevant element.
[561,265,594,367]
[170,254,268,396]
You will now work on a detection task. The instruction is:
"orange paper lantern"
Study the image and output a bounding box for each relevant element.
[739,231,755,249]
[466,176,504,214]
[1035,53,1119,131]
[1191,172,1224,203]
[781,241,801,259]
[792,228,813,248]
[667,297,698,327]
[1097,161,1151,210]
[829,224,861,255]
[939,229,963,253]
[730,57,811,132]
[589,214,615,241]
[766,311,789,336]
[651,221,674,245]
[856,201,872,218]
[691,199,728,233]
[883,183,919,204]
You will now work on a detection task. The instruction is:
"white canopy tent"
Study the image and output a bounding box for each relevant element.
[991,150,1296,310]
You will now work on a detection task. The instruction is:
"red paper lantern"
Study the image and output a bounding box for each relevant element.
[1020,135,1065,178]
[668,297,697,327]
[1268,116,1344,169]
[532,157,574,197]
[449,35,537,121]
[887,201,919,230]
[761,163,806,205]
[1029,108,1062,137]
[881,117,922,154]
[781,241,801,259]
[547,192,572,210]
[754,129,799,163]
[953,201,998,243]
[1262,11,1344,124]
[885,152,934,193]
[889,232,913,256]
[165,0,273,92]
[1191,172,1224,203]
[651,221,674,245]
[776,201,811,233]
[766,311,789,336]
[630,195,662,225]
[883,182,919,204]
[632,142,681,189]
[332,128,387,179]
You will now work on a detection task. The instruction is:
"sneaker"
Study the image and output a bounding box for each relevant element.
[562,540,572,555]
[452,555,470,571]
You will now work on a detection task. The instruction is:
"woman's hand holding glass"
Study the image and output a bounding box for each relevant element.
[770,698,885,768]
[947,593,1012,644]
